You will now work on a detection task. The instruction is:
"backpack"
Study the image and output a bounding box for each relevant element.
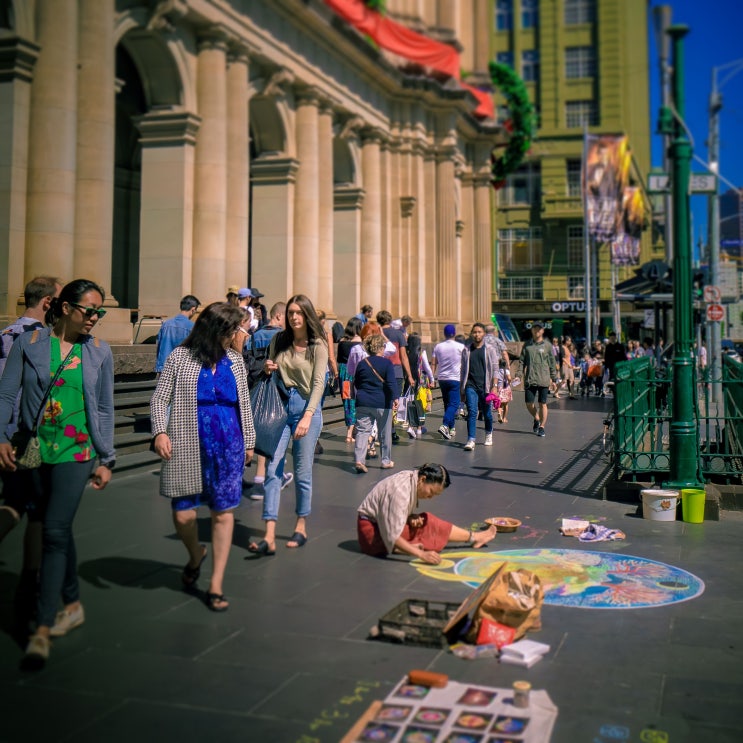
[243,344,269,389]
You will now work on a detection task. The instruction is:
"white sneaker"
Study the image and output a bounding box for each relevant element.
[484,433,493,446]
[450,428,456,437]
[281,472,294,490]
[49,605,85,637]
[464,440,475,451]
[438,425,451,440]
[23,633,50,667]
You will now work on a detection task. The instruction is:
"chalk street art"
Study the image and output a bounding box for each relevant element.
[412,549,704,609]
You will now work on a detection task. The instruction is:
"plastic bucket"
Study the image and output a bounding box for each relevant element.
[641,489,679,521]
[681,488,705,524]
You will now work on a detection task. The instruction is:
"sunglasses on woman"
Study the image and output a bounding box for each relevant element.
[69,302,107,319]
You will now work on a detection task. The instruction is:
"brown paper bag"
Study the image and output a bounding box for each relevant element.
[467,568,544,642]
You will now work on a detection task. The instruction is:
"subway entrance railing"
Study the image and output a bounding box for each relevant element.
[611,355,743,484]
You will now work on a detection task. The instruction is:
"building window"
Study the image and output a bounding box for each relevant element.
[568,276,585,299]
[567,225,584,266]
[495,0,513,31]
[497,104,511,124]
[565,0,596,25]
[522,0,539,28]
[565,46,596,79]
[567,160,582,197]
[498,276,544,300]
[521,50,539,83]
[496,52,514,68]
[566,100,598,128]
[498,163,541,206]
[499,228,543,271]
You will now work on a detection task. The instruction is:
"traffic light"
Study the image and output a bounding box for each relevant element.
[692,267,708,300]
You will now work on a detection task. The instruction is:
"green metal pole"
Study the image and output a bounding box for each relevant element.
[667,25,702,488]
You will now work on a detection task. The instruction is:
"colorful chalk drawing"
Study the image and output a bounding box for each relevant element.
[412,549,704,609]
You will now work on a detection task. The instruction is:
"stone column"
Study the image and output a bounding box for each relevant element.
[388,139,402,312]
[473,147,493,323]
[0,36,39,315]
[474,0,491,76]
[360,130,383,311]
[74,0,115,291]
[225,47,250,288]
[317,102,334,314]
[333,186,365,323]
[251,156,299,304]
[136,110,200,318]
[192,31,228,304]
[25,0,78,280]
[293,88,321,301]
[423,147,437,322]
[459,169,476,325]
[436,150,457,317]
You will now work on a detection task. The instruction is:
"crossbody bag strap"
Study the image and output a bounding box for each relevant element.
[364,357,386,384]
[30,344,77,434]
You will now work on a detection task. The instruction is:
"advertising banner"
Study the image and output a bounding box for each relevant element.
[610,186,645,266]
[584,135,630,242]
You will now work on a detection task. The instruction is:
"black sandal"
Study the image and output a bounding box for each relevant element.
[205,592,229,612]
[182,545,207,587]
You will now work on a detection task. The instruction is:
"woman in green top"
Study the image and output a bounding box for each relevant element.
[248,294,328,555]
[0,279,115,668]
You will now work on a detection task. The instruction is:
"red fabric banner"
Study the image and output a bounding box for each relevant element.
[324,0,493,118]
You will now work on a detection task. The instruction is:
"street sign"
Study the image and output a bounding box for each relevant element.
[721,239,743,248]
[706,303,724,322]
[690,173,717,194]
[703,285,721,303]
[648,173,670,193]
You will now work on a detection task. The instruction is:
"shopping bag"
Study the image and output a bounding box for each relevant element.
[396,386,414,425]
[249,374,289,460]
[407,388,426,426]
[416,385,432,413]
[467,569,544,642]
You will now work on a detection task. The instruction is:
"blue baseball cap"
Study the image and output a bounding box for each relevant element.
[444,324,456,337]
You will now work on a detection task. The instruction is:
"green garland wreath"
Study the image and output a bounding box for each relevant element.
[489,61,534,188]
[363,0,386,14]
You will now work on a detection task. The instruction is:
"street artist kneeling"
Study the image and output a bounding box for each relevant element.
[357,463,497,565]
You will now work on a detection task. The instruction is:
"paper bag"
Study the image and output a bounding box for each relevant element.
[467,569,544,642]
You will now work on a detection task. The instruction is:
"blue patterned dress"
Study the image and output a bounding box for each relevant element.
[175,357,244,512]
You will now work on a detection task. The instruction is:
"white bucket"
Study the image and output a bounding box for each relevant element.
[641,489,679,521]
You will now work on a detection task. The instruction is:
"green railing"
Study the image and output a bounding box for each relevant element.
[611,354,743,484]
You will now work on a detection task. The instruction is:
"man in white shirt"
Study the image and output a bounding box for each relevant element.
[432,324,466,440]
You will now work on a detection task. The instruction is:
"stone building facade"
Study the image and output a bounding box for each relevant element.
[0,0,498,343]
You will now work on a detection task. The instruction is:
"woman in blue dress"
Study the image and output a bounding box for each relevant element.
[151,303,255,612]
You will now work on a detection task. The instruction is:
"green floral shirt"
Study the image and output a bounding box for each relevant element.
[39,337,93,464]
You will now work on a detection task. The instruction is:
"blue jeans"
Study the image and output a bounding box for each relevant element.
[32,461,95,628]
[465,385,493,441]
[439,380,461,429]
[354,407,393,465]
[263,389,323,521]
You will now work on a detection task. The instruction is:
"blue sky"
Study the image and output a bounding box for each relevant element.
[648,0,743,255]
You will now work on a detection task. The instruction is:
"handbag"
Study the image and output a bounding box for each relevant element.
[341,379,353,400]
[249,373,289,460]
[11,345,76,470]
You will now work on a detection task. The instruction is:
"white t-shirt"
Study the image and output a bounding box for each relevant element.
[433,339,465,381]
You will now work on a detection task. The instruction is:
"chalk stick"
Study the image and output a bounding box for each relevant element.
[408,670,448,688]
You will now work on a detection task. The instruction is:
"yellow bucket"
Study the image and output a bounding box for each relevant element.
[681,488,705,524]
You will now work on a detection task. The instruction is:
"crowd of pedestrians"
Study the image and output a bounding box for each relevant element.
[1,273,667,669]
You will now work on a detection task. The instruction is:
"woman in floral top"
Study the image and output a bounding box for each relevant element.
[0,279,115,668]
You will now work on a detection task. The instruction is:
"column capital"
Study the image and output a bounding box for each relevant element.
[334,185,365,210]
[295,85,323,107]
[0,36,40,83]
[227,42,253,66]
[136,109,201,147]
[197,27,230,53]
[360,127,387,146]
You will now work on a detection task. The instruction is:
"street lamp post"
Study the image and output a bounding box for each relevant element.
[708,57,743,404]
[666,25,702,489]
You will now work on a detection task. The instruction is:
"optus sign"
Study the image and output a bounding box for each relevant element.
[551,302,586,313]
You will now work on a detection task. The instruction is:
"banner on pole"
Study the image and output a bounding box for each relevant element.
[610,186,645,266]
[584,135,630,242]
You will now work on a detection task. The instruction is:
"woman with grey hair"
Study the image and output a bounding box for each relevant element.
[351,334,397,473]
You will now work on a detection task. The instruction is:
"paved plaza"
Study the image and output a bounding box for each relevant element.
[1,393,742,742]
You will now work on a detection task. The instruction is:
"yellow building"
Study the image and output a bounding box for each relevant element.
[491,0,659,340]
[0,0,498,343]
